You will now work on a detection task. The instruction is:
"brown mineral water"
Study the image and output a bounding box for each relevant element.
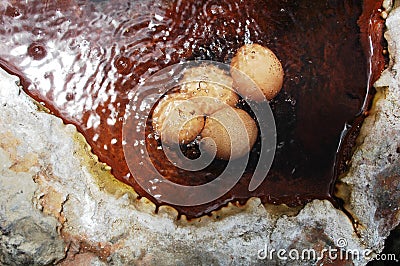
[0,0,386,218]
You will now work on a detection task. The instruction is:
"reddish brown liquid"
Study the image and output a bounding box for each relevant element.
[0,0,385,218]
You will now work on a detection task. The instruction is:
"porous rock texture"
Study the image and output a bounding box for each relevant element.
[336,0,400,258]
[0,3,400,266]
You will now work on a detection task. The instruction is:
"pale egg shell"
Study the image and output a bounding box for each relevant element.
[201,107,258,160]
[230,43,284,101]
[180,64,239,114]
[181,81,239,115]
[152,95,205,145]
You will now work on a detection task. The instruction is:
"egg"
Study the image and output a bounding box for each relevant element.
[152,64,260,157]
[152,94,205,145]
[230,43,284,101]
[201,107,258,160]
[180,64,239,114]
[180,81,239,115]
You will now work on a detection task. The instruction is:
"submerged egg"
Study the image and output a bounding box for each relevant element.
[152,94,205,145]
[201,107,258,160]
[231,43,284,101]
[180,64,239,114]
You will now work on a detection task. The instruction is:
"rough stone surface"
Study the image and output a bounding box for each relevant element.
[0,74,66,265]
[337,4,400,250]
[0,3,399,266]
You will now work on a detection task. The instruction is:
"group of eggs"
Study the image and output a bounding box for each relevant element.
[151,44,284,160]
